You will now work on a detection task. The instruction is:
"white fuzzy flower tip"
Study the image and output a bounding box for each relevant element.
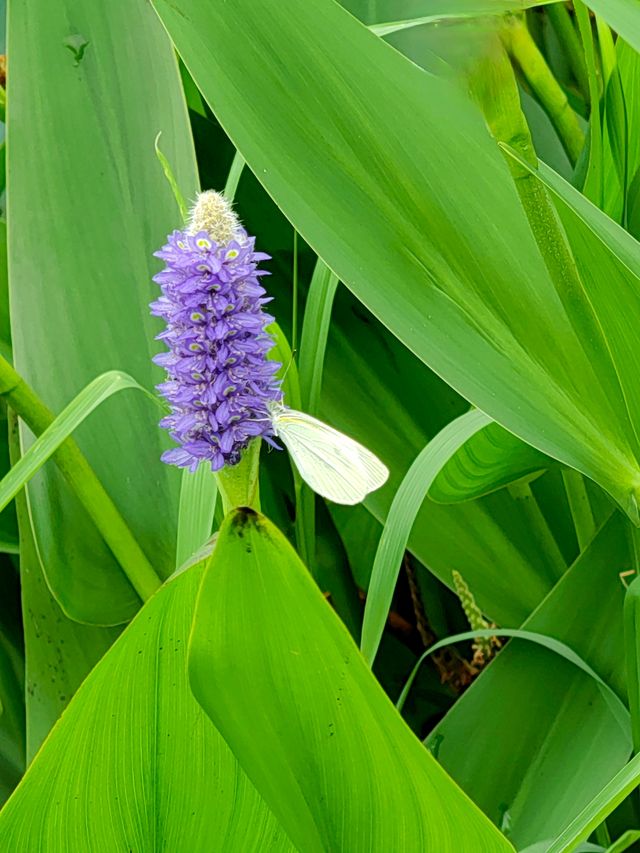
[187,190,242,245]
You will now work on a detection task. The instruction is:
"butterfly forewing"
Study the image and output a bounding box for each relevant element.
[272,409,389,505]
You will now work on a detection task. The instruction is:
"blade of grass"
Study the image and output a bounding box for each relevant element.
[223,150,245,200]
[546,753,640,853]
[175,466,217,567]
[624,554,640,752]
[507,480,566,581]
[547,3,590,101]
[396,628,630,734]
[562,468,597,550]
[0,369,161,604]
[607,830,640,853]
[298,261,339,415]
[575,0,604,205]
[154,132,188,221]
[295,260,339,572]
[361,409,492,664]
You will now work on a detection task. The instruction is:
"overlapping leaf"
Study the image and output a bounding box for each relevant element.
[0,561,291,850]
[153,0,640,520]
[431,513,631,847]
[190,508,513,852]
[8,0,199,623]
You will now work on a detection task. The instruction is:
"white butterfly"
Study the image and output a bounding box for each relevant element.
[269,403,389,505]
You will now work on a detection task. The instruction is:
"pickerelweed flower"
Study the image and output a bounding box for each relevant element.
[150,191,282,472]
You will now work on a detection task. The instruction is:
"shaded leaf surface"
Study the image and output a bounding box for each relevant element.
[153,0,640,518]
[0,561,290,851]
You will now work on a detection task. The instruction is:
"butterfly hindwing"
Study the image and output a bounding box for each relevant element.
[271,408,389,505]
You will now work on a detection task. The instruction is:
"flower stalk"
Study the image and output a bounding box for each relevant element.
[0,354,160,602]
[501,14,585,166]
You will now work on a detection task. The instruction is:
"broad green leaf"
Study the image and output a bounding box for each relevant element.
[546,753,640,853]
[8,412,119,759]
[8,0,199,623]
[432,513,632,847]
[153,0,640,520]
[322,287,566,627]
[428,414,551,504]
[520,844,602,853]
[0,560,291,850]
[189,508,514,853]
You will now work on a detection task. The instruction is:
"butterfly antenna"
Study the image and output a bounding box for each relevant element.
[279,350,297,383]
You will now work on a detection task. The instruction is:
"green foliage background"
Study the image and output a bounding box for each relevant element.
[0,0,640,851]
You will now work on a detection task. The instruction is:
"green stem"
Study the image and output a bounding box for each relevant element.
[292,230,298,355]
[503,15,585,165]
[215,438,261,515]
[223,150,245,201]
[478,25,628,429]
[594,820,612,848]
[561,468,596,551]
[546,4,589,101]
[625,529,640,753]
[0,356,160,602]
[596,16,616,87]
[508,481,566,581]
[574,0,604,206]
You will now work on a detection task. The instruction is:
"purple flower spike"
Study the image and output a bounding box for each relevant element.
[151,191,282,472]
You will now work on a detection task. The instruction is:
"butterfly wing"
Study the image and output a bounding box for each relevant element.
[273,410,389,505]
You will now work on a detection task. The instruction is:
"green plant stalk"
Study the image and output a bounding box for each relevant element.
[0,356,160,602]
[625,530,640,753]
[594,821,612,848]
[561,467,596,551]
[292,230,298,355]
[546,4,590,102]
[223,150,245,200]
[502,14,585,165]
[508,481,565,581]
[574,0,604,207]
[596,16,616,87]
[295,261,339,575]
[215,438,261,515]
[478,33,628,441]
